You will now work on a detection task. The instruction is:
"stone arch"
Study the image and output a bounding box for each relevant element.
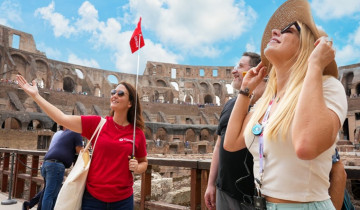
[27,119,43,130]
[200,128,210,141]
[144,127,152,140]
[354,126,360,142]
[107,74,119,85]
[184,94,193,104]
[213,83,221,97]
[164,90,174,104]
[152,90,159,102]
[215,96,220,106]
[356,83,360,95]
[204,94,213,104]
[345,72,354,96]
[63,77,76,92]
[185,128,196,142]
[170,81,179,91]
[156,127,168,141]
[156,79,167,87]
[75,68,84,79]
[200,82,208,92]
[94,84,101,97]
[11,53,27,79]
[343,118,349,140]
[2,117,21,129]
[34,78,45,89]
[35,59,49,88]
[185,117,194,124]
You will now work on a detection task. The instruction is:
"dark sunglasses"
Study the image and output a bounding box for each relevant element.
[110,89,126,97]
[281,21,301,34]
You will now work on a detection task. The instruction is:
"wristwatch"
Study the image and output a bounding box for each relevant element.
[239,87,252,98]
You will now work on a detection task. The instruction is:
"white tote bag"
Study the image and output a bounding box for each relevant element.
[54,117,106,210]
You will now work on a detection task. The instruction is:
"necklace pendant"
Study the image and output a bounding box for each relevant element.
[252,123,263,136]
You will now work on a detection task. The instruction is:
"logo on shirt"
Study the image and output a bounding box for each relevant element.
[119,138,133,143]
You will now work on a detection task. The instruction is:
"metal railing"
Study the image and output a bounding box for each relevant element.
[0,148,360,210]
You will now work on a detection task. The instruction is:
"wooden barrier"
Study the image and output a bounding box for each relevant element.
[0,148,359,210]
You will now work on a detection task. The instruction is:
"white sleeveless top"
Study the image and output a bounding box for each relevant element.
[245,77,347,202]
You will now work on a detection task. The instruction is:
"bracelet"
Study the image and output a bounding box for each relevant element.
[239,87,252,98]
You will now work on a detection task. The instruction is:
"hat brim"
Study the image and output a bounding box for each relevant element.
[260,0,338,78]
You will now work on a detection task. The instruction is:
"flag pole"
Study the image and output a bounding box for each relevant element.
[132,34,141,159]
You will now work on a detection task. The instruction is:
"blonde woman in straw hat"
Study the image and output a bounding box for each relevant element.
[223,0,347,209]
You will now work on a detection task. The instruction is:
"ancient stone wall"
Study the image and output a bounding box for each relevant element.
[0,24,359,153]
[339,65,360,143]
[0,25,228,154]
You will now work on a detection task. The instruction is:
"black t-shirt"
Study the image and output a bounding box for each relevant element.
[216,97,255,202]
[44,129,83,168]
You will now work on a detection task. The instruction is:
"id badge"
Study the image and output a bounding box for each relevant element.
[253,195,267,210]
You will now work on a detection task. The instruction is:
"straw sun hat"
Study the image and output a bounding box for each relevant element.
[260,0,338,78]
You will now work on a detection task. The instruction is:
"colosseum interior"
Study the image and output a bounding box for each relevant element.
[1,24,360,207]
[1,24,359,152]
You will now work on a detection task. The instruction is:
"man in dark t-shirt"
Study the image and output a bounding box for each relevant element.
[41,127,83,210]
[205,52,265,210]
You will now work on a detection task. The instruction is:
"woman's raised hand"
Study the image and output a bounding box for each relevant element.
[16,75,39,98]
[241,61,267,92]
[308,36,335,74]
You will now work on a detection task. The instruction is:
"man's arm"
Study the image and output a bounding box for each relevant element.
[204,136,221,209]
[329,160,347,210]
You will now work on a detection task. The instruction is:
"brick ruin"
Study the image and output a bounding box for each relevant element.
[0,24,233,154]
[0,24,359,156]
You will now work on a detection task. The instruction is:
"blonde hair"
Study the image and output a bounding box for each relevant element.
[244,22,329,140]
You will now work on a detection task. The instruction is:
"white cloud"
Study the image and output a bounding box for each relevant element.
[311,0,360,19]
[0,18,7,25]
[34,1,182,74]
[75,1,100,32]
[336,45,360,66]
[91,18,123,50]
[0,0,22,25]
[354,25,360,46]
[245,43,256,53]
[68,53,100,68]
[112,37,180,74]
[336,24,360,66]
[37,42,62,59]
[129,0,257,57]
[35,1,76,38]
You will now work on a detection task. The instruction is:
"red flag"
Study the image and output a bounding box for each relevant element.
[129,17,145,53]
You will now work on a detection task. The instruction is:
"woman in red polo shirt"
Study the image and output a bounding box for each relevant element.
[17,76,147,210]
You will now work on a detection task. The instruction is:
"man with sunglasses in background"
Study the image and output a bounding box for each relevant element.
[205,52,263,210]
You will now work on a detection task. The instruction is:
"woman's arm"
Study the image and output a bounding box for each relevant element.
[292,37,340,160]
[224,63,267,151]
[17,75,82,133]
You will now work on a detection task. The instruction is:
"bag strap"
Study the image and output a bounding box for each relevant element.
[84,117,106,153]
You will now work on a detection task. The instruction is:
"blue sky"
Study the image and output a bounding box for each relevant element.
[0,0,359,75]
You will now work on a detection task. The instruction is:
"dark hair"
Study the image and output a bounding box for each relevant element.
[243,52,261,67]
[110,82,145,131]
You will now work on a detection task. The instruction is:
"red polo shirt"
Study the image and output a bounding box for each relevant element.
[81,115,147,202]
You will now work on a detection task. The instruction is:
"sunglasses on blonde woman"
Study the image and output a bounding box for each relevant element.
[110,89,126,97]
[281,21,301,34]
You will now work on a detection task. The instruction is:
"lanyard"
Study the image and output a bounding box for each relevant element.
[258,98,274,177]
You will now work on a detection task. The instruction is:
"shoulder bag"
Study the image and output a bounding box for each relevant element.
[54,117,106,210]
